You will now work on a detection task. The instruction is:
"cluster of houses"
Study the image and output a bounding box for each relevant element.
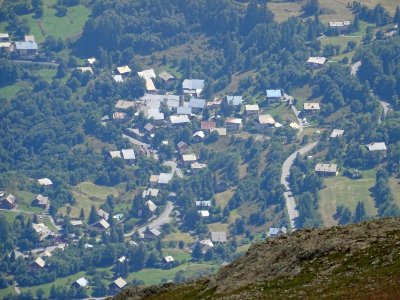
[0,33,38,57]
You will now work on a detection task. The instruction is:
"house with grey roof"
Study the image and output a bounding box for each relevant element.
[14,41,38,57]
[211,231,227,243]
[227,95,243,106]
[182,79,205,96]
[266,89,283,102]
[177,106,192,115]
[158,173,173,185]
[169,115,190,126]
[189,97,206,113]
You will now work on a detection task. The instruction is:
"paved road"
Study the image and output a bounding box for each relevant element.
[351,61,361,76]
[281,142,318,232]
[122,134,150,147]
[163,160,184,178]
[10,59,59,67]
[290,105,304,135]
[124,201,174,237]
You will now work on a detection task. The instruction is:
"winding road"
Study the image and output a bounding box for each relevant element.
[281,142,318,232]
[124,201,174,238]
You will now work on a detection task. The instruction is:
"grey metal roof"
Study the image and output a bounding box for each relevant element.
[182,79,204,90]
[177,106,192,115]
[227,95,243,106]
[15,41,38,50]
[189,97,206,109]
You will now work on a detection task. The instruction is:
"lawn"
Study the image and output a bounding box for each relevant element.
[320,35,363,52]
[127,263,217,286]
[214,189,234,209]
[59,182,119,219]
[0,81,31,100]
[162,248,191,262]
[163,231,196,244]
[21,1,90,43]
[319,169,377,227]
[208,222,230,234]
[19,271,88,298]
[14,190,43,214]
[0,285,16,299]
[36,68,57,82]
[265,102,297,123]
[0,210,56,230]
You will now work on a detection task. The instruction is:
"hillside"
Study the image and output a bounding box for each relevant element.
[114,218,400,299]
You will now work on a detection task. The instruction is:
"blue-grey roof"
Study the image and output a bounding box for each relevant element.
[177,106,192,115]
[266,90,282,98]
[189,97,206,109]
[15,41,38,50]
[227,95,243,106]
[183,79,205,90]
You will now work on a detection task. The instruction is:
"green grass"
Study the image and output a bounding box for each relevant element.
[59,182,119,219]
[36,68,57,82]
[127,263,217,286]
[162,249,192,262]
[319,169,377,227]
[320,36,362,52]
[14,190,43,214]
[0,285,16,298]
[163,232,196,244]
[19,271,87,297]
[21,1,90,43]
[0,81,31,100]
[0,210,56,230]
[265,102,297,123]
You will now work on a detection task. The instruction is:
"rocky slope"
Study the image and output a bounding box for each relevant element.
[113,218,400,299]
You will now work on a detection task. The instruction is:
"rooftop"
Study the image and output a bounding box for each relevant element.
[189,97,206,109]
[170,115,190,124]
[116,65,131,74]
[330,129,345,138]
[315,163,338,173]
[121,149,136,160]
[366,142,387,152]
[304,102,320,110]
[227,95,243,106]
[115,100,135,110]
[145,200,157,212]
[113,277,127,289]
[159,71,175,81]
[38,178,53,186]
[307,57,327,65]
[182,153,197,162]
[182,79,205,90]
[266,89,282,98]
[158,173,173,184]
[137,69,156,80]
[75,277,89,287]
[258,114,275,125]
[211,231,227,243]
[245,104,260,112]
[15,41,38,50]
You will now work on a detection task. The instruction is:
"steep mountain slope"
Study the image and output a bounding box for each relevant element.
[114,218,400,299]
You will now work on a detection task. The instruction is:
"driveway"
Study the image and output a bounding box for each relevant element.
[281,142,318,231]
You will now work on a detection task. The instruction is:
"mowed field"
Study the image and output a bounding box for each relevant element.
[268,0,399,23]
[0,0,90,43]
[126,263,217,286]
[319,169,377,227]
[58,181,120,219]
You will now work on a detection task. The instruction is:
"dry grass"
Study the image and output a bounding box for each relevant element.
[214,189,235,209]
